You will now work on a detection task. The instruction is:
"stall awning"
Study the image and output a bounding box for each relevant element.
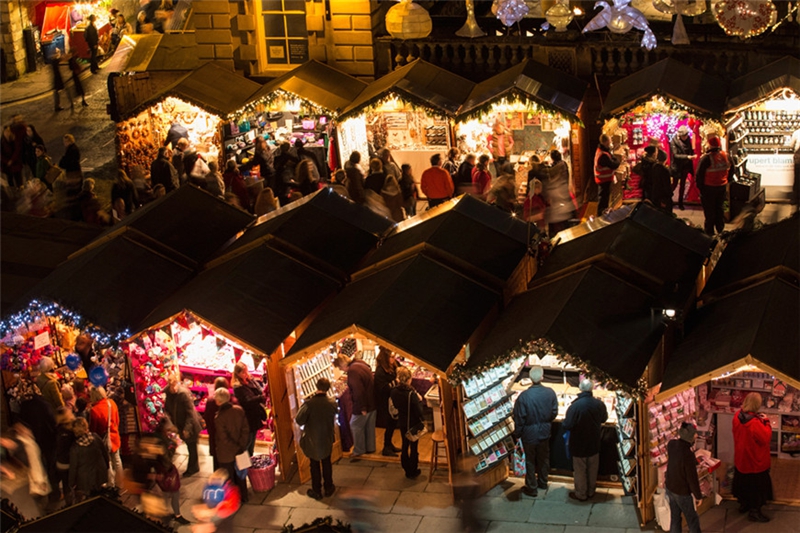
[468,266,664,390]
[702,214,799,300]
[96,185,254,265]
[601,58,728,118]
[220,188,393,277]
[338,59,476,120]
[727,56,800,113]
[126,62,261,119]
[14,233,195,335]
[246,60,367,116]
[659,277,800,398]
[1,214,104,312]
[359,194,533,283]
[15,495,172,533]
[456,58,587,122]
[284,254,501,375]
[534,203,714,304]
[142,243,341,355]
[107,33,200,73]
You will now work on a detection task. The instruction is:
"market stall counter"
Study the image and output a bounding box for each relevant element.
[39,2,111,61]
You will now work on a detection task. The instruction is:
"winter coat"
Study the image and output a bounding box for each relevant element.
[55,424,75,469]
[35,155,53,183]
[364,171,386,195]
[665,438,703,499]
[19,395,57,460]
[88,398,121,453]
[454,161,474,187]
[214,402,249,464]
[512,384,558,445]
[58,144,81,173]
[164,123,189,150]
[390,384,423,435]
[733,409,772,474]
[561,391,608,457]
[373,364,398,428]
[165,385,201,441]
[544,160,573,224]
[223,169,250,210]
[233,380,267,434]
[296,391,338,460]
[347,359,375,414]
[204,397,221,459]
[36,372,64,410]
[472,166,492,198]
[69,432,108,493]
[111,179,139,214]
[669,134,695,175]
[344,161,366,204]
[84,23,98,47]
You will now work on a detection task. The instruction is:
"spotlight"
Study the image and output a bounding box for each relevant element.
[663,309,676,318]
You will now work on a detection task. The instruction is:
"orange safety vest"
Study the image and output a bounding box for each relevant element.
[594,147,615,184]
[704,151,729,187]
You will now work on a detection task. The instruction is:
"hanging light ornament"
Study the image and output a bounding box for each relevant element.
[713,0,777,38]
[652,0,707,45]
[385,0,432,40]
[545,0,574,32]
[492,0,530,27]
[582,0,657,50]
[456,0,487,37]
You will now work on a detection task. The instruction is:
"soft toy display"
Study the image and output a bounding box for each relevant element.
[128,332,177,432]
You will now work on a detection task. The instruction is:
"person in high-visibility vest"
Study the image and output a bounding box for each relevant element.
[695,135,731,235]
[594,134,621,215]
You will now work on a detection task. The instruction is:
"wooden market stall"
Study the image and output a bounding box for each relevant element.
[725,56,800,204]
[335,59,475,190]
[601,59,728,208]
[114,62,260,175]
[39,1,111,61]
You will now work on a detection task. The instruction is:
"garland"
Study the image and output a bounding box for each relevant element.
[232,88,331,120]
[607,93,721,122]
[457,89,584,127]
[339,90,455,122]
[449,337,648,397]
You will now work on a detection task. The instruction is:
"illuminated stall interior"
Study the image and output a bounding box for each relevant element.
[39,1,111,60]
[601,59,727,205]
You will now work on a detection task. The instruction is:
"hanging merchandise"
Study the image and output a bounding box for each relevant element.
[456,0,487,37]
[385,0,432,40]
[493,0,530,27]
[713,0,777,38]
[582,0,657,50]
[545,0,574,32]
[652,0,707,45]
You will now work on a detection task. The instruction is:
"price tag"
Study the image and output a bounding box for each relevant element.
[33,331,51,350]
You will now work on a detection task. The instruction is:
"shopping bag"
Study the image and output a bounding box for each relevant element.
[512,440,526,477]
[654,489,671,531]
[235,451,252,471]
[563,430,571,460]
[44,163,62,186]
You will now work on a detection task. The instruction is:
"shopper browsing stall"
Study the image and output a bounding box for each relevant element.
[165,375,201,478]
[232,361,267,456]
[733,392,773,523]
[665,422,704,533]
[695,136,731,236]
[390,367,424,479]
[296,377,338,500]
[562,379,608,502]
[213,387,250,503]
[670,125,697,211]
[336,354,376,460]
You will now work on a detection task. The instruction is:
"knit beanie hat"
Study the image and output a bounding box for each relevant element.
[679,422,697,443]
[707,136,721,148]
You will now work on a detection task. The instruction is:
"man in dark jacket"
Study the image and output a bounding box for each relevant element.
[85,15,99,74]
[214,387,250,503]
[594,134,620,215]
[669,125,697,210]
[665,422,703,533]
[150,147,178,193]
[512,365,558,496]
[164,121,189,150]
[562,379,608,501]
[296,378,338,500]
[165,375,201,477]
[336,355,376,460]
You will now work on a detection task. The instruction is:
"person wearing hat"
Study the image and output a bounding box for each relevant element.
[648,136,668,163]
[669,125,697,210]
[665,422,703,533]
[695,135,731,235]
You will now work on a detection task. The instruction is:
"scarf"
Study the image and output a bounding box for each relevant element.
[76,433,94,447]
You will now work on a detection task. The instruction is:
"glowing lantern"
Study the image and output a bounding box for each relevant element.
[385,0,432,40]
[546,0,574,32]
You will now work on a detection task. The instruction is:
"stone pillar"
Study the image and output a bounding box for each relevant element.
[327,0,375,79]
[1,0,32,81]
[193,0,235,72]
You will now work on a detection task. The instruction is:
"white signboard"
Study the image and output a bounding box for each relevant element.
[336,116,369,167]
[746,153,794,187]
[33,331,50,350]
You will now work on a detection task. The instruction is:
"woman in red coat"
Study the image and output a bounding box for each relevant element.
[88,386,122,488]
[732,392,773,523]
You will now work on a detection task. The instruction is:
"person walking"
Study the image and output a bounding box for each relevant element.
[223,159,251,211]
[296,377,338,500]
[669,125,697,210]
[36,356,64,411]
[154,417,190,525]
[733,392,773,523]
[398,163,417,218]
[165,375,202,478]
[69,417,108,502]
[512,365,558,497]
[420,153,454,209]
[50,50,68,112]
[374,347,401,457]
[204,376,230,471]
[665,422,704,533]
[84,15,99,74]
[67,52,88,107]
[544,150,574,236]
[562,379,608,502]
[389,367,424,479]
[111,169,139,220]
[336,354,376,461]
[213,387,250,503]
[232,362,267,456]
[696,136,731,236]
[54,406,76,506]
[88,386,122,487]
[345,151,366,204]
[594,134,620,216]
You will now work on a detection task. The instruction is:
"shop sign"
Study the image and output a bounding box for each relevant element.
[746,153,793,187]
[289,41,309,63]
[33,331,50,350]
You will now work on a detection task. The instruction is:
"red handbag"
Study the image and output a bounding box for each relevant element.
[157,464,181,492]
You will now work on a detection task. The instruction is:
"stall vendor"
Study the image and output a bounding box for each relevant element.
[487,122,514,175]
[165,119,189,150]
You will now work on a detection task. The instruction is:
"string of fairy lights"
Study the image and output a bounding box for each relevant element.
[228,88,333,121]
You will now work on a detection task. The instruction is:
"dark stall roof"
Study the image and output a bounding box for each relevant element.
[534,203,713,300]
[14,233,194,334]
[703,214,799,300]
[468,266,664,390]
[339,59,476,119]
[727,56,800,113]
[285,255,501,375]
[95,185,253,265]
[1,214,104,312]
[248,60,367,115]
[220,188,393,276]
[16,496,172,532]
[107,33,199,73]
[126,62,261,119]
[601,58,728,118]
[660,277,800,398]
[360,195,532,282]
[142,243,340,355]
[457,58,588,122]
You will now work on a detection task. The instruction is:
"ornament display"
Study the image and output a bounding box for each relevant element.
[66,353,82,371]
[582,0,657,51]
[545,0,574,32]
[713,0,777,38]
[456,0,487,38]
[385,0,432,40]
[652,0,707,45]
[493,0,530,26]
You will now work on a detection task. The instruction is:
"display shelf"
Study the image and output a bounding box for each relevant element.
[467,400,513,438]
[474,436,515,474]
[468,418,514,455]
[463,383,508,420]
[462,357,524,399]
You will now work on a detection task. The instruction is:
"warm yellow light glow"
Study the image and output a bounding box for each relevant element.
[763,91,800,112]
[376,96,404,112]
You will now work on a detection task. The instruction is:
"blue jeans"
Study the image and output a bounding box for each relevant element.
[666,489,701,533]
[349,410,376,456]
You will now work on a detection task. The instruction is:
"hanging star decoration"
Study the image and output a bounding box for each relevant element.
[713,0,777,39]
[652,0,707,45]
[582,0,657,51]
[493,0,530,27]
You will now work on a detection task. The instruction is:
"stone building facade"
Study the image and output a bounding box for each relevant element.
[1,0,32,81]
